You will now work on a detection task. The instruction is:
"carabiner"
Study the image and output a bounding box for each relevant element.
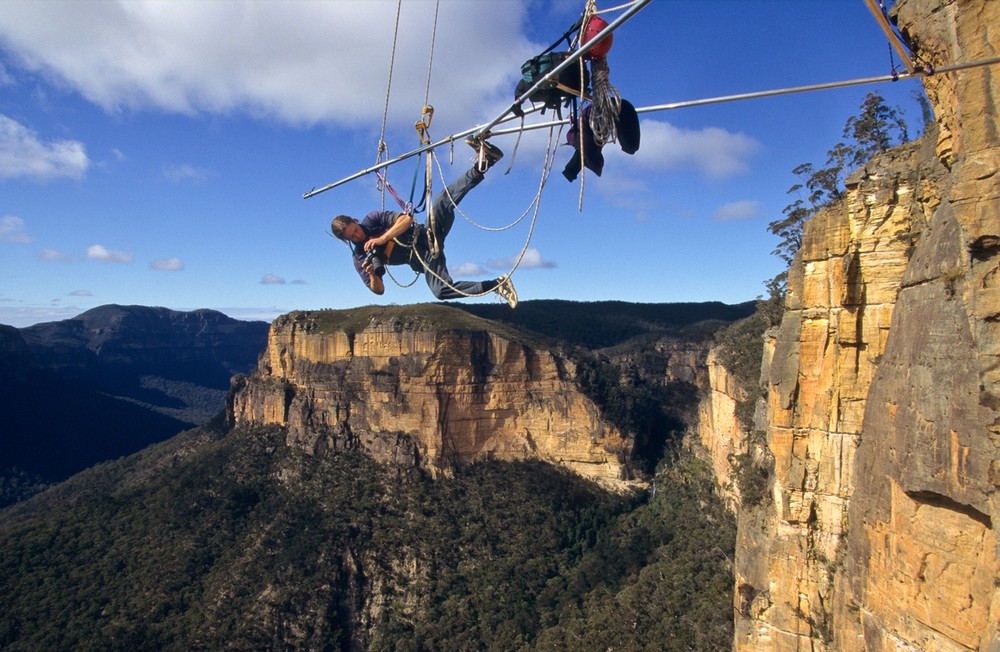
[414,105,434,144]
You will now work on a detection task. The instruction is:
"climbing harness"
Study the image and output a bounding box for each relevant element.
[402,125,563,299]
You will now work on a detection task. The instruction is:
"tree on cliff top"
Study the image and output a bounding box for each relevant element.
[768,91,909,270]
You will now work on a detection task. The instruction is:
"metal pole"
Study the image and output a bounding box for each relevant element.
[303,0,652,199]
[302,106,544,199]
[863,0,915,73]
[304,46,999,199]
[484,56,1000,138]
[470,0,652,140]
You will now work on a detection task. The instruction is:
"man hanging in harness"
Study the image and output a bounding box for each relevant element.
[331,137,518,308]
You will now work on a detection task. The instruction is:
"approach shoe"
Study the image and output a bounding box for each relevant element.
[495,274,518,309]
[466,136,504,173]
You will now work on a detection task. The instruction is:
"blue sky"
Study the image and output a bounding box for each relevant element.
[0,0,926,328]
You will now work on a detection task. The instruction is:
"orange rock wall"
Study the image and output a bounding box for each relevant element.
[729,0,1000,649]
[229,310,633,487]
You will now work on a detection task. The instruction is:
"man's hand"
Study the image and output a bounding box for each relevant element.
[365,213,413,252]
[363,261,385,294]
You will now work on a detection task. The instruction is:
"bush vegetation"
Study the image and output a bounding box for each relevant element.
[0,423,734,651]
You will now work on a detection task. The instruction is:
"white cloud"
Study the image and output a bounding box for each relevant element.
[452,262,490,277]
[86,243,133,263]
[713,200,761,221]
[68,289,92,297]
[260,273,285,285]
[39,247,73,262]
[0,215,33,243]
[0,114,89,180]
[150,257,184,271]
[163,163,213,183]
[0,1,537,130]
[487,247,556,270]
[613,119,761,179]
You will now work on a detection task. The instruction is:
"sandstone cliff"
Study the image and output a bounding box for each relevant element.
[228,305,635,487]
[720,0,1000,649]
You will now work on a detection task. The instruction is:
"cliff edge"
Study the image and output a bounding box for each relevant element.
[728,0,1000,649]
[228,305,635,487]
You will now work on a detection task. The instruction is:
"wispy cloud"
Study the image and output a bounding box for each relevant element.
[68,289,92,297]
[713,200,761,221]
[452,262,490,277]
[0,215,33,243]
[614,119,761,179]
[86,244,132,264]
[487,248,556,271]
[163,163,214,184]
[150,257,184,271]
[259,273,306,285]
[39,248,74,262]
[0,114,89,180]
[0,2,535,131]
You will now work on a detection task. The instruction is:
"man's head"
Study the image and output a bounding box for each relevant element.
[331,215,365,243]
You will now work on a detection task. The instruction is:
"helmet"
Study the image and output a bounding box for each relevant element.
[582,15,613,60]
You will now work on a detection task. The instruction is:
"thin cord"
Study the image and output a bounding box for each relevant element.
[404,126,561,298]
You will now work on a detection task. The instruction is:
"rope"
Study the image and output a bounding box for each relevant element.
[423,0,440,107]
[589,57,621,145]
[404,126,561,299]
[431,138,555,232]
[592,0,641,14]
[375,0,406,211]
[419,0,442,257]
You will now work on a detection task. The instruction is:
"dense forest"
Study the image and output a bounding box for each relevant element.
[0,420,734,651]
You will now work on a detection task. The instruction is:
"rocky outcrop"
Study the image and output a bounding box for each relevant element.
[729,0,1000,649]
[228,306,634,487]
[692,352,749,508]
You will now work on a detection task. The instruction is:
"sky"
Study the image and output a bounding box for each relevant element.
[0,0,927,328]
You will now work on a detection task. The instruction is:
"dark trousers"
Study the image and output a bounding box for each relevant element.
[422,169,491,300]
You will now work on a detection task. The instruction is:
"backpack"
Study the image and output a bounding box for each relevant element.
[513,51,590,117]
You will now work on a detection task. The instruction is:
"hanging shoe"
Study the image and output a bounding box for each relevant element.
[494,274,518,309]
[465,136,504,173]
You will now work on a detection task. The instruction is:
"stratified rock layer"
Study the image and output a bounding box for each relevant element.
[729,0,1000,649]
[228,308,632,486]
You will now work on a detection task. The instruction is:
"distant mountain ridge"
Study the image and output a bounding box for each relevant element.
[0,305,269,506]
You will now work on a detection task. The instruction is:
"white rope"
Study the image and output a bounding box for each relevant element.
[592,0,642,14]
[376,0,406,212]
[589,56,621,145]
[431,147,545,233]
[404,126,561,299]
[422,0,440,107]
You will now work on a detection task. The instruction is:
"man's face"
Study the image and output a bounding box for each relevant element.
[343,222,366,243]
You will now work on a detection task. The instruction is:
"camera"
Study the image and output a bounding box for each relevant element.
[364,249,385,273]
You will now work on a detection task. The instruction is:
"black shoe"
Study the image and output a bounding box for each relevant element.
[466,136,503,173]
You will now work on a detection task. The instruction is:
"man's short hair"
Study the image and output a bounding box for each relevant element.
[331,215,355,240]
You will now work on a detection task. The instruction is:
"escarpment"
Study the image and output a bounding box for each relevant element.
[228,306,634,486]
[718,0,1000,649]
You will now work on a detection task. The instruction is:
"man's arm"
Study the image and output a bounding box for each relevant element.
[358,212,411,295]
[365,263,385,294]
[364,213,413,251]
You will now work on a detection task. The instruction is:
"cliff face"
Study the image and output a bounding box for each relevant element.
[228,307,633,486]
[727,0,1000,649]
